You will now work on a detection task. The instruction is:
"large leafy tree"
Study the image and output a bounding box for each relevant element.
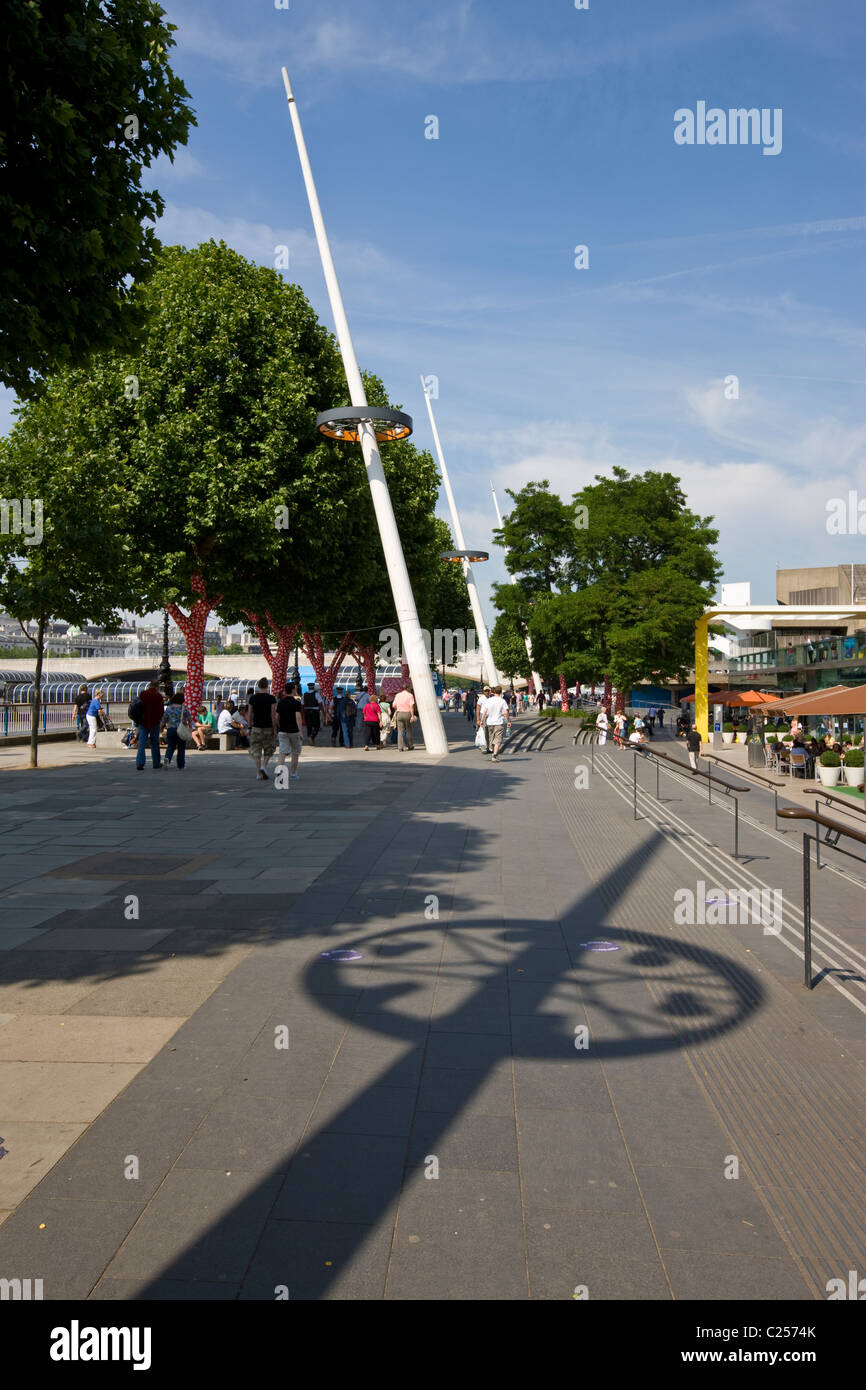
[0,365,144,764]
[562,467,721,697]
[120,240,350,714]
[0,0,195,397]
[493,481,575,701]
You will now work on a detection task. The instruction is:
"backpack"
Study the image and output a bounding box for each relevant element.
[344,697,357,720]
[128,697,145,724]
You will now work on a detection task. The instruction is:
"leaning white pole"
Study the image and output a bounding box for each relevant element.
[421,380,497,688]
[490,480,542,695]
[281,69,447,756]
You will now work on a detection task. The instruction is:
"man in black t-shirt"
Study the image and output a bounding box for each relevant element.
[302,684,322,744]
[275,681,305,779]
[248,676,277,781]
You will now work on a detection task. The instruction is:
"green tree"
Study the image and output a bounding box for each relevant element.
[489,583,533,682]
[493,481,575,700]
[0,0,195,397]
[0,370,144,764]
[564,467,721,699]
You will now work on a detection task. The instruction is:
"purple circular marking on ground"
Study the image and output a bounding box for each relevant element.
[319,949,364,962]
[577,941,621,952]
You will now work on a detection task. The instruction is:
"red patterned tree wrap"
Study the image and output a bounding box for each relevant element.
[166,573,222,716]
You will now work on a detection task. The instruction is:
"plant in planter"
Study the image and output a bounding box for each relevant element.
[765,734,778,744]
[722,721,736,745]
[843,747,865,789]
[818,749,842,788]
[782,734,793,743]
[853,734,863,747]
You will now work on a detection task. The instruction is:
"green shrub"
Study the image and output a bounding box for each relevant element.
[722,722,735,732]
[844,748,864,767]
[765,734,777,743]
[820,750,841,767]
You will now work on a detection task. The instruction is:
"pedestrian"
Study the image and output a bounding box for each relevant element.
[465,688,476,721]
[354,686,369,731]
[392,685,416,750]
[477,687,491,752]
[135,679,164,769]
[647,706,656,733]
[686,724,702,773]
[161,691,194,769]
[248,676,277,780]
[362,688,383,750]
[74,684,90,742]
[613,712,627,748]
[302,683,322,744]
[275,681,305,780]
[535,688,546,712]
[234,703,251,749]
[85,687,104,749]
[330,687,345,747]
[340,688,357,748]
[596,706,609,745]
[484,685,511,761]
[379,692,393,744]
[657,707,664,730]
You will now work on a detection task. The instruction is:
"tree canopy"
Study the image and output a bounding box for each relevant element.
[0,0,195,398]
[493,468,720,697]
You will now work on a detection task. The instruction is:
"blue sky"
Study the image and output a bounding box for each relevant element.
[5,0,866,622]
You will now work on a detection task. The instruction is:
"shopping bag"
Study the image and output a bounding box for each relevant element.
[475,726,487,750]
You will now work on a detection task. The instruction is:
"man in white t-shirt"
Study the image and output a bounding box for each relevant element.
[483,686,511,762]
[596,708,609,745]
[476,688,491,752]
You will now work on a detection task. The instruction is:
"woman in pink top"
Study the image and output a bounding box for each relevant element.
[363,691,383,750]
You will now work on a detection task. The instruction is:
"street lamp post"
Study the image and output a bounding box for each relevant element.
[281,68,448,757]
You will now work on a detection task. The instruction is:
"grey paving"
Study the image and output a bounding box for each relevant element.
[0,718,863,1301]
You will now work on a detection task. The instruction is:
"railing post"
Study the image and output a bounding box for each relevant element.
[633,749,638,820]
[803,832,812,989]
[707,759,712,805]
[733,795,739,859]
[814,799,821,870]
[656,756,660,801]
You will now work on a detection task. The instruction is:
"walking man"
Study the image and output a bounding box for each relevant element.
[302,683,322,744]
[477,687,491,753]
[275,681,305,780]
[484,686,511,761]
[686,724,702,773]
[249,676,277,780]
[136,679,164,770]
[392,685,416,751]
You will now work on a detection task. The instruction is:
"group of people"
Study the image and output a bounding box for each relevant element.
[595,707,665,749]
[73,684,107,747]
[118,676,422,774]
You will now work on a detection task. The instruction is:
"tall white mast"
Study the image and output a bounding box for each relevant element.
[421,380,497,687]
[281,69,447,756]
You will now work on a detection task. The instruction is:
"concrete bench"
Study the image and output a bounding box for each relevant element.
[219,731,237,751]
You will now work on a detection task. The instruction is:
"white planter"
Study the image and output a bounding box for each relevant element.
[736,732,747,744]
[817,765,842,788]
[844,765,865,788]
[721,732,735,744]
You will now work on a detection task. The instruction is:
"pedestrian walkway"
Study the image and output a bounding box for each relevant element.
[0,715,863,1299]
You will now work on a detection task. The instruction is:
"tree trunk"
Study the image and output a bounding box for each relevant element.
[352,641,377,696]
[559,672,569,707]
[167,573,222,718]
[29,614,46,769]
[246,613,299,695]
[301,630,353,708]
[603,673,612,709]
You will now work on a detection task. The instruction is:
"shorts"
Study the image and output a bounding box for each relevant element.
[278,731,302,755]
[250,727,276,757]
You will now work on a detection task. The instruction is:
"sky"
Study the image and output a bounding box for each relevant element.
[4,0,866,628]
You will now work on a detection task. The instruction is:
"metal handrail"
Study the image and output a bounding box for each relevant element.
[703,753,789,828]
[778,807,866,988]
[626,743,749,857]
